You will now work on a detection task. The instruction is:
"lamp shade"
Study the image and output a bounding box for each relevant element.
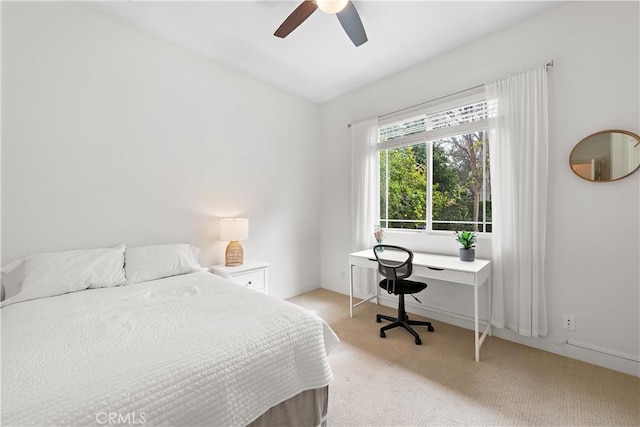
[220,218,249,241]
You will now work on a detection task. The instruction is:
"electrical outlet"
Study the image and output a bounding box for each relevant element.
[562,314,575,331]
[341,271,346,280]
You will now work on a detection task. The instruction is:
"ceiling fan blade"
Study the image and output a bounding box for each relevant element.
[274,0,318,38]
[336,1,367,47]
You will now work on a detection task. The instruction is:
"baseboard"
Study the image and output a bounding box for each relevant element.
[361,293,640,377]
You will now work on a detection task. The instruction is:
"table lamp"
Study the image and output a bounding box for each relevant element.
[220,218,249,266]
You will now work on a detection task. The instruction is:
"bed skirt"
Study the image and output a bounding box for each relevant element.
[248,386,328,427]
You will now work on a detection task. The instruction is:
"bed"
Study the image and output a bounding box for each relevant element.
[1,244,338,426]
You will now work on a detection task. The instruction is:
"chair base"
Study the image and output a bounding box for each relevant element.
[376,313,434,345]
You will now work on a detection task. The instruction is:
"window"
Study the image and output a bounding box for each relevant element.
[378,92,491,232]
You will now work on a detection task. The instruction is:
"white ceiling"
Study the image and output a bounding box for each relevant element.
[87,1,558,104]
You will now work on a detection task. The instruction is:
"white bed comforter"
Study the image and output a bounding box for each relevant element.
[1,271,339,426]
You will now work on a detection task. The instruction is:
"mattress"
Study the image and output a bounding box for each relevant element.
[1,271,338,426]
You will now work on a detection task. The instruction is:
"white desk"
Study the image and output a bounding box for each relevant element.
[349,249,492,362]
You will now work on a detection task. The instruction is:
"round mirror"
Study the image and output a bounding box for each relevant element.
[570,130,640,182]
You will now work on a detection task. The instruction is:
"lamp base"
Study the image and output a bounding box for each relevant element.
[225,241,244,266]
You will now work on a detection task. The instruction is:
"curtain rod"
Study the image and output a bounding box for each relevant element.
[347,61,554,128]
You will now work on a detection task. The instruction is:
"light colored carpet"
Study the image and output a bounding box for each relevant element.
[288,289,640,426]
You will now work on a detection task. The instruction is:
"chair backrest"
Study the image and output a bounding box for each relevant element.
[372,245,414,281]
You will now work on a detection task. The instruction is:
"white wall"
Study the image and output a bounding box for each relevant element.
[1,2,321,299]
[319,1,639,375]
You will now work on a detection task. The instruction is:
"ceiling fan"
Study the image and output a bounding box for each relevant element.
[274,0,368,47]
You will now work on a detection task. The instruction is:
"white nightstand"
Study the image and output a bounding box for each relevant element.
[210,261,270,294]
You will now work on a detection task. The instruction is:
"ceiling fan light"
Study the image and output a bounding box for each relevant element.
[316,0,348,14]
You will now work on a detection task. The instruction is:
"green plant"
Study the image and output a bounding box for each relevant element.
[454,230,477,250]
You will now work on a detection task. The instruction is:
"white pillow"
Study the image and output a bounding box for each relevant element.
[1,245,127,307]
[125,244,201,284]
[1,258,28,301]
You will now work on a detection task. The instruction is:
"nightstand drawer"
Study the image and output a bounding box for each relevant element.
[210,260,270,295]
[231,270,265,291]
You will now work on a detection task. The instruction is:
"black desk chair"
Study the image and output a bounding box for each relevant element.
[373,245,434,345]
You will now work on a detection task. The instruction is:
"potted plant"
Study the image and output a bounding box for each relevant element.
[454,230,477,262]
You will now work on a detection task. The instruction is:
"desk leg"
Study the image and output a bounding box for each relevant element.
[349,264,354,318]
[489,277,493,337]
[474,284,480,362]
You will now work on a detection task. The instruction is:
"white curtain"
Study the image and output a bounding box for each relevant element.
[350,117,379,294]
[485,65,549,337]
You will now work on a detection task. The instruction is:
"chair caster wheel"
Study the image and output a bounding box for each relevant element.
[428,325,435,332]
[415,338,422,345]
[376,317,382,323]
[380,331,386,338]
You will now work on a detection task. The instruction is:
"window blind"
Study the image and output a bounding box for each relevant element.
[378,101,487,149]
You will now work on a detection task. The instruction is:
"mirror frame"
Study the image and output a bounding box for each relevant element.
[569,129,640,182]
